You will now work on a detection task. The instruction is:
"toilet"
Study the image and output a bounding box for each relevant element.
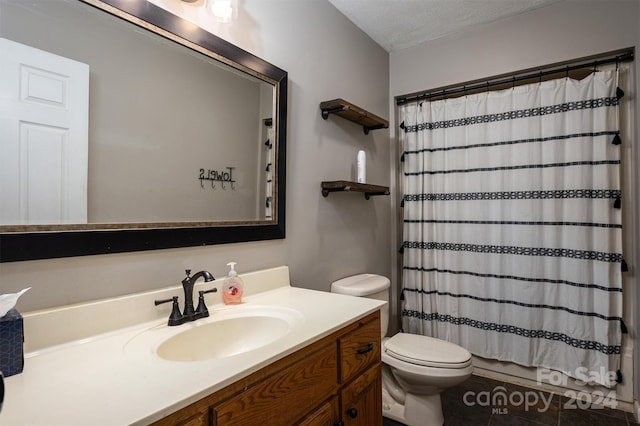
[331,274,473,426]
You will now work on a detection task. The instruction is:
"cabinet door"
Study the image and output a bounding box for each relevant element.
[340,364,382,426]
[213,343,337,425]
[297,396,339,426]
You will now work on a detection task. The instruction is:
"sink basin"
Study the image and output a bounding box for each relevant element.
[125,305,304,362]
[158,315,291,361]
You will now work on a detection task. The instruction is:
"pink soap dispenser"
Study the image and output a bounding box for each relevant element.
[222,262,244,305]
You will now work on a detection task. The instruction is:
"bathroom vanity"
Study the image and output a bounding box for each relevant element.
[1,266,385,425]
[155,310,381,425]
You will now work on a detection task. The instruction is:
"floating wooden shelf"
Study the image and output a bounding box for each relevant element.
[320,98,389,134]
[321,180,390,200]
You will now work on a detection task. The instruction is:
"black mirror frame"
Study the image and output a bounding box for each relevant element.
[0,0,287,262]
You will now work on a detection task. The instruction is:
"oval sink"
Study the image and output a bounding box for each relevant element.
[158,315,291,361]
[125,305,304,362]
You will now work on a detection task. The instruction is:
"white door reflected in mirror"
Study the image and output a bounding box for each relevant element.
[0,38,89,225]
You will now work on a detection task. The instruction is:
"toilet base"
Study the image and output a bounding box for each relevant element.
[382,387,444,426]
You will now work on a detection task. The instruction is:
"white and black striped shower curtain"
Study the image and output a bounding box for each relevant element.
[400,71,624,387]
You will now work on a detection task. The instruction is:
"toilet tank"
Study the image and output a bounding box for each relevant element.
[331,274,390,337]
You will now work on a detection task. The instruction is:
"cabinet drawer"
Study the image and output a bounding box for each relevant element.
[338,313,380,384]
[213,343,338,425]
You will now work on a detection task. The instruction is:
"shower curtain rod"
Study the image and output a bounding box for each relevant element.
[396,49,634,106]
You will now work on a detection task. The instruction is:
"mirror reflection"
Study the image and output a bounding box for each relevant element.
[0,0,277,227]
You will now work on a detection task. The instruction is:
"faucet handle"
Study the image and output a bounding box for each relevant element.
[154,296,184,326]
[184,269,191,278]
[195,287,218,319]
[195,291,209,319]
[154,296,175,306]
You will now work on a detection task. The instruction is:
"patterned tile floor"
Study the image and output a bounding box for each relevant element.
[383,374,639,426]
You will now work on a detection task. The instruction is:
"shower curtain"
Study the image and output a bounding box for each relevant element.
[400,71,624,387]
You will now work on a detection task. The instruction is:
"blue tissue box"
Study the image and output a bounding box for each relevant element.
[0,309,24,377]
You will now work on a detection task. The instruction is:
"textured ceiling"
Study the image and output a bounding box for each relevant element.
[328,0,562,52]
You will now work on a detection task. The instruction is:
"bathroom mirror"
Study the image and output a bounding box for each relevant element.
[0,0,287,262]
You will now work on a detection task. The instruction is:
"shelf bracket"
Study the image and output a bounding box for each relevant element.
[321,106,346,120]
[362,124,387,135]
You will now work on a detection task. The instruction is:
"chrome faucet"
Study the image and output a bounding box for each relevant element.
[155,269,216,326]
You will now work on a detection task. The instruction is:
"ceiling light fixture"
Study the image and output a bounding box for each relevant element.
[181,0,236,23]
[209,0,233,23]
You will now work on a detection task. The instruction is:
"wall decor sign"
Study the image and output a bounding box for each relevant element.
[199,167,236,190]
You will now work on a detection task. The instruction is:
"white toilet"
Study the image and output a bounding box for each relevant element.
[331,274,473,426]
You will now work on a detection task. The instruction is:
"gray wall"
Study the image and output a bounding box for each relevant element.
[0,0,391,312]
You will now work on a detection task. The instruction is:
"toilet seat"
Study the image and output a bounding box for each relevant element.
[384,333,472,369]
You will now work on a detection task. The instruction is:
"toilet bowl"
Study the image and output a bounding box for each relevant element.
[382,333,473,425]
[331,274,473,426]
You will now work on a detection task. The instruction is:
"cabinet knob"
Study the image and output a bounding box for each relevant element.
[333,421,345,426]
[346,407,358,418]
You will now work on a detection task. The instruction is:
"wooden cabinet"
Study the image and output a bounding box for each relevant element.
[152,311,382,426]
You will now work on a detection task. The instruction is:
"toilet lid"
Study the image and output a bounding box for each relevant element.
[384,333,471,368]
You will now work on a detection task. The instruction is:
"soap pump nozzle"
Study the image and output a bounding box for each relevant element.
[227,262,238,277]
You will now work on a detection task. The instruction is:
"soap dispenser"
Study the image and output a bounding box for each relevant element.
[222,262,244,305]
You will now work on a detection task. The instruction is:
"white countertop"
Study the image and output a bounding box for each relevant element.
[2,281,384,425]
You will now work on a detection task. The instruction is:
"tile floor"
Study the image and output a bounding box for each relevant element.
[383,374,639,426]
